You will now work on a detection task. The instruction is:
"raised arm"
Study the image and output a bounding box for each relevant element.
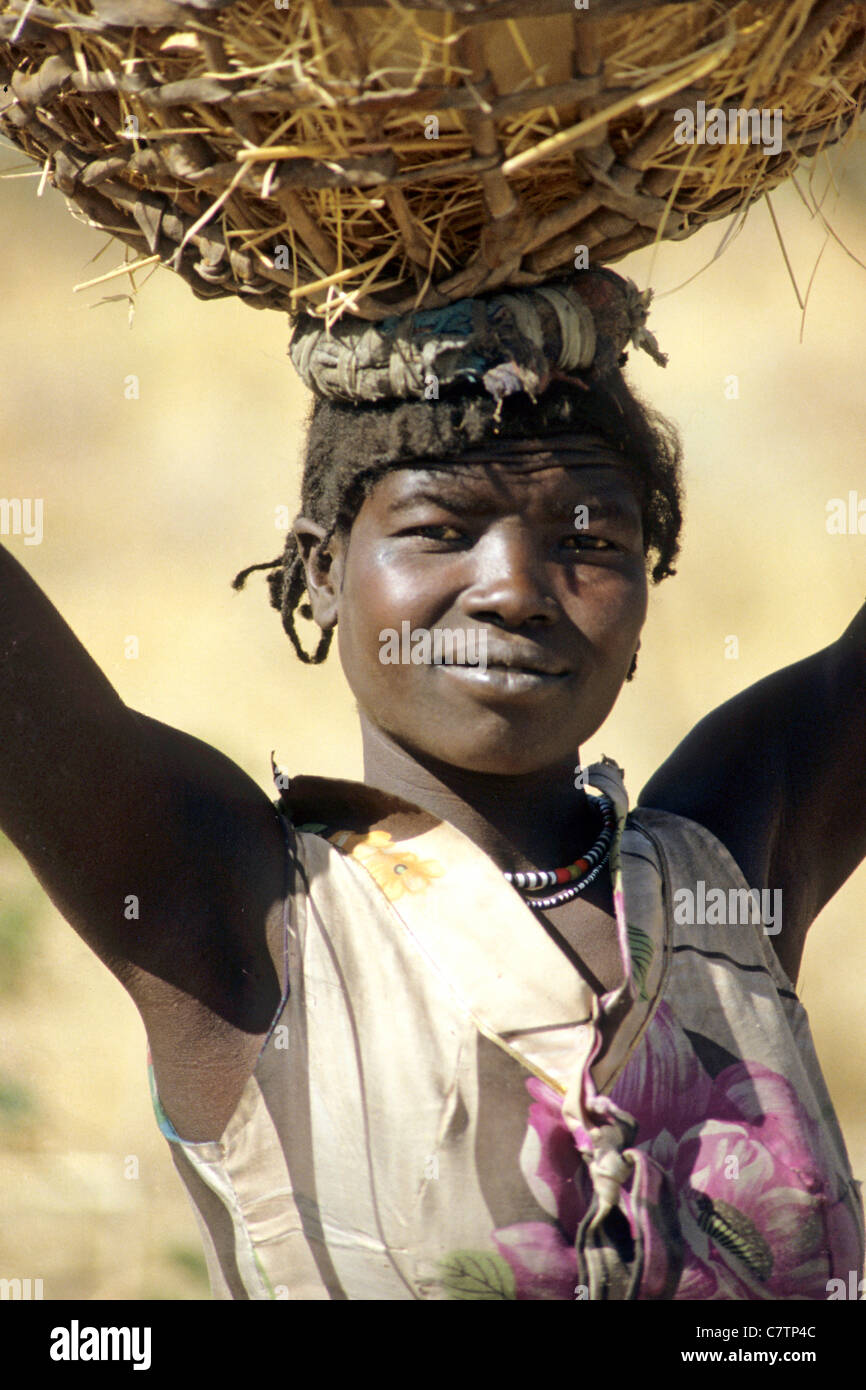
[639,599,866,981]
[0,543,285,1075]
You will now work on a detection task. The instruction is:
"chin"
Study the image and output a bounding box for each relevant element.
[397,724,581,778]
[361,679,619,776]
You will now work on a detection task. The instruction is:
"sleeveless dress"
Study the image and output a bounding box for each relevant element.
[147,760,864,1300]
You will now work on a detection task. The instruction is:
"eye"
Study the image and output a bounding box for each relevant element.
[401,523,466,542]
[560,533,615,551]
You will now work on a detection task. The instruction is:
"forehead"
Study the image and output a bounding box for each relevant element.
[368,454,643,520]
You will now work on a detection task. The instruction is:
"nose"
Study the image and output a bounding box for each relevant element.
[461,524,559,629]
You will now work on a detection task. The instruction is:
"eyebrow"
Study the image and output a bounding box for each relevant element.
[566,497,641,526]
[386,485,480,514]
[386,485,641,526]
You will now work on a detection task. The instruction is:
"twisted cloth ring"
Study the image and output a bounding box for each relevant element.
[289,267,667,405]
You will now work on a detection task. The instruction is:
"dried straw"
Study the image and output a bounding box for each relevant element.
[1,0,865,320]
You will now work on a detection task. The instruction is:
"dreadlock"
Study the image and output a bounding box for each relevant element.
[233,367,684,663]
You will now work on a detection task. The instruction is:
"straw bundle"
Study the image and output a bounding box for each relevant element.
[2,1,865,321]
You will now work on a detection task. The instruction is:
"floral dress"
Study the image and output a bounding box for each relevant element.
[148,761,864,1299]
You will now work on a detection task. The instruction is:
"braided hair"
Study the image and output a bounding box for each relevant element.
[233,369,684,663]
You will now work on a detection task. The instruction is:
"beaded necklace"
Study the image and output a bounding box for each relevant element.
[503,794,615,909]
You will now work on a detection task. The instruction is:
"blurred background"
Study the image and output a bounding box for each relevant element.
[2,120,866,1299]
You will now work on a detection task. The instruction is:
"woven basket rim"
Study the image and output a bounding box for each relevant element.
[2,0,865,320]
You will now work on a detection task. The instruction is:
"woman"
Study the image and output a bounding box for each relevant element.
[1,269,863,1300]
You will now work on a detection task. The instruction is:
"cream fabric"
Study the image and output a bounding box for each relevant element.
[150,764,864,1300]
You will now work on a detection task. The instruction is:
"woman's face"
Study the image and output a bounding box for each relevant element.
[301,439,648,776]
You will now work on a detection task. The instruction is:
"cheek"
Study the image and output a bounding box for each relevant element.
[336,549,434,680]
[611,573,648,638]
[341,546,446,634]
[562,567,647,646]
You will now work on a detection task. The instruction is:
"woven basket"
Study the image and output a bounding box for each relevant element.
[2,0,865,321]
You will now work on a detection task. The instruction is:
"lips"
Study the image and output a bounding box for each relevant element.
[442,664,568,697]
[484,661,569,677]
[468,644,571,676]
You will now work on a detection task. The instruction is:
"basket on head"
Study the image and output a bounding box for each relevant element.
[2,0,865,322]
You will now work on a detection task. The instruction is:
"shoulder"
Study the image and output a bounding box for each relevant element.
[637,729,798,981]
[637,609,866,979]
[118,718,291,1135]
[112,715,288,974]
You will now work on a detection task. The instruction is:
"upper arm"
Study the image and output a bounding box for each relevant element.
[12,703,286,1025]
[638,601,866,972]
[0,544,285,1023]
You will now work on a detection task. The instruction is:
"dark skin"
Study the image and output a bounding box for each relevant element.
[1,432,864,1144]
[305,448,647,998]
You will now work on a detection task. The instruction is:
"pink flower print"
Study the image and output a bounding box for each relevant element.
[491,1077,593,1299]
[608,1001,711,1138]
[519,1076,587,1236]
[669,1065,863,1299]
[491,1221,582,1301]
[492,1075,682,1299]
[490,1002,862,1300]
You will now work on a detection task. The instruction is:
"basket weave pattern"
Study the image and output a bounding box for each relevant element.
[2,0,865,320]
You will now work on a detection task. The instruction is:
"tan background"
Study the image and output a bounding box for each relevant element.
[2,131,866,1299]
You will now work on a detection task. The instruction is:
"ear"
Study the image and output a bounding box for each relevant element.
[292,516,344,631]
[626,639,641,683]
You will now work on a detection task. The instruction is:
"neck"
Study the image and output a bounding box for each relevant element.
[360,716,599,873]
